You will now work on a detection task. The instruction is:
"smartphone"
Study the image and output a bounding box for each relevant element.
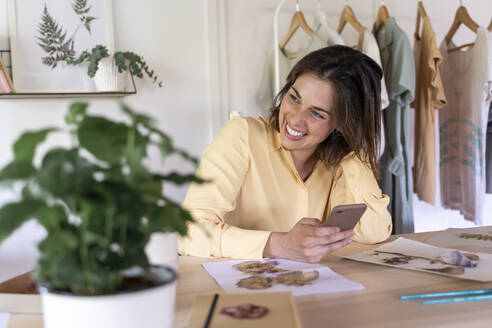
[323,203,367,231]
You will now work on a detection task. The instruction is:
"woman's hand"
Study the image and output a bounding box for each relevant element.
[262,217,354,263]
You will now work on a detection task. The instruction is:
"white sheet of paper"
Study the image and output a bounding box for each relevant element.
[426,226,492,250]
[345,237,492,282]
[0,313,9,328]
[202,258,364,296]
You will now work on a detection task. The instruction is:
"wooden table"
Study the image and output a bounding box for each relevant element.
[4,231,492,327]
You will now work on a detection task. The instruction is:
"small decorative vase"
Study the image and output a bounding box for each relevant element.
[93,57,128,92]
[39,266,177,328]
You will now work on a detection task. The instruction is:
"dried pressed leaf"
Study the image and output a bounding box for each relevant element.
[220,304,269,319]
[272,270,320,286]
[236,276,273,289]
[234,261,287,275]
[459,233,492,241]
[424,267,465,275]
[383,257,409,265]
[464,253,480,261]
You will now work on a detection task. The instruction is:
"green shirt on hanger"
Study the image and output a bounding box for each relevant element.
[374,17,416,234]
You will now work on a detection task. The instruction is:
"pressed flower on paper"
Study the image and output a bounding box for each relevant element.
[371,250,480,275]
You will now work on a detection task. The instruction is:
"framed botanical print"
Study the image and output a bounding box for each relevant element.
[8,0,114,92]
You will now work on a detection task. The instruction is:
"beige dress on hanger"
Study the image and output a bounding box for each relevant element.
[438,27,492,224]
[412,16,447,205]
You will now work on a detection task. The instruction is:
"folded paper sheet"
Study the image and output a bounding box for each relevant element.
[203,258,364,296]
[344,237,492,282]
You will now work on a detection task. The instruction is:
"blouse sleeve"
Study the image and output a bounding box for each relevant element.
[328,154,392,244]
[428,34,447,109]
[178,117,271,259]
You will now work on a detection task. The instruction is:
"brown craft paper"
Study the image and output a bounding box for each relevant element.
[188,291,302,328]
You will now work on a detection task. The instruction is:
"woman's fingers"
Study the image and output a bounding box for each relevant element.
[320,229,354,244]
[303,238,353,263]
[301,229,354,248]
[263,218,355,262]
[313,226,346,237]
[298,217,322,226]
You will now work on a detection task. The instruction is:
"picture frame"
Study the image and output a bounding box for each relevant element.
[7,0,115,92]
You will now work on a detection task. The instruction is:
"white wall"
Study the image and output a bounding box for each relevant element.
[0,0,214,281]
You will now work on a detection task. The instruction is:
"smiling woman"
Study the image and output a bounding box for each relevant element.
[277,73,337,181]
[179,46,392,263]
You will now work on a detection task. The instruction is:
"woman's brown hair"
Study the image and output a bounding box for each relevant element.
[269,45,383,177]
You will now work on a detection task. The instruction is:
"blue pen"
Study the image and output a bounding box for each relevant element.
[400,288,492,300]
[422,294,492,305]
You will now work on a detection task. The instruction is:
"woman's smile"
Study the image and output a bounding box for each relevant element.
[285,123,307,139]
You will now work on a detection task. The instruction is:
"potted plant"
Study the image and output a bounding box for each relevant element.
[69,45,163,91]
[0,101,202,328]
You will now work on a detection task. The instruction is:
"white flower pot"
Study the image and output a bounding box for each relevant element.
[39,266,176,328]
[93,57,128,92]
[145,232,178,271]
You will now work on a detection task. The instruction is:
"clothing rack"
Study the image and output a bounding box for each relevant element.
[273,0,288,96]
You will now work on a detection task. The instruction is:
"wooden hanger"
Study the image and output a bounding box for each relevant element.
[449,18,492,53]
[414,1,428,40]
[279,9,314,50]
[337,5,364,34]
[374,3,390,33]
[445,6,479,53]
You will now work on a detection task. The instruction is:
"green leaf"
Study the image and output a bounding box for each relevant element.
[101,180,145,223]
[120,103,155,127]
[114,52,128,72]
[82,230,110,248]
[147,201,194,236]
[13,128,57,162]
[36,148,96,199]
[38,230,79,255]
[0,159,35,182]
[36,204,67,231]
[174,147,199,167]
[155,172,206,185]
[66,102,88,125]
[154,131,174,158]
[137,180,163,200]
[77,116,128,164]
[88,45,109,77]
[0,200,45,244]
[126,144,149,178]
[34,250,88,293]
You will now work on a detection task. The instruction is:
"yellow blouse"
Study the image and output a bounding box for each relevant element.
[178,117,392,259]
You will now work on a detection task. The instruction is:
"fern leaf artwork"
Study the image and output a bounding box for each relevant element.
[83,16,97,34]
[71,0,92,15]
[72,0,97,34]
[37,1,98,69]
[37,4,74,69]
